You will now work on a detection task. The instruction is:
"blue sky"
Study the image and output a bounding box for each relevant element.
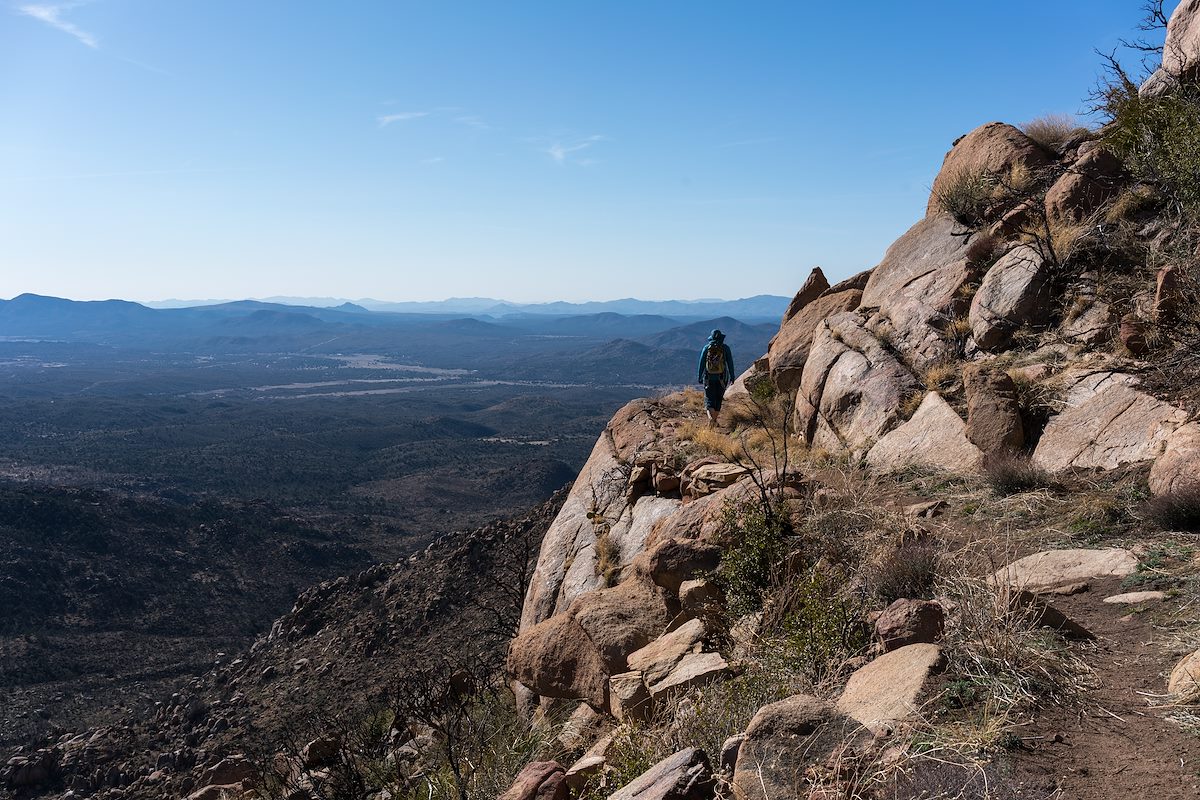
[0,1,1167,303]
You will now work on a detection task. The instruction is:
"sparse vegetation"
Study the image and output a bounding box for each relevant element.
[1145,488,1200,532]
[940,576,1095,710]
[934,167,998,228]
[983,452,1055,494]
[1020,113,1087,151]
[867,539,941,605]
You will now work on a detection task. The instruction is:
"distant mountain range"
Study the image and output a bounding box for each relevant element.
[144,295,792,320]
[0,294,778,383]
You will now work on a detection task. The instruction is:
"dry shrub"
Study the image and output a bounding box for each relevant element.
[982,451,1055,494]
[1020,113,1087,151]
[867,539,940,605]
[1144,487,1200,532]
[941,576,1095,709]
[922,360,959,392]
[900,390,926,420]
[594,531,621,586]
[1043,218,1092,265]
[934,167,997,228]
[688,426,741,460]
[1104,184,1161,224]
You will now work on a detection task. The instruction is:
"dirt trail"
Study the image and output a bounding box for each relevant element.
[1008,577,1200,798]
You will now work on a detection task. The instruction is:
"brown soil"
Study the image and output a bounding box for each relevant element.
[1002,576,1200,799]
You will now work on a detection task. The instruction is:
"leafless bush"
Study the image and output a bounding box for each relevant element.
[866,540,940,604]
[983,452,1056,495]
[1144,487,1200,531]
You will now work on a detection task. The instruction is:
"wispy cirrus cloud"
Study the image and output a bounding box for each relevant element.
[18,2,98,48]
[545,134,605,165]
[377,111,430,128]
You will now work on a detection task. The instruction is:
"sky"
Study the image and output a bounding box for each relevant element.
[0,1,1170,304]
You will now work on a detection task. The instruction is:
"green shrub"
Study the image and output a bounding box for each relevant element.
[1099,69,1200,214]
[763,567,871,684]
[712,498,793,616]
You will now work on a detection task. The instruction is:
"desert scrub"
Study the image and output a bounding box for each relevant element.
[576,662,809,799]
[1098,64,1200,214]
[711,497,793,616]
[1144,487,1200,532]
[939,576,1095,710]
[594,530,622,586]
[866,539,941,604]
[922,360,960,393]
[1019,113,1087,151]
[982,451,1055,495]
[934,167,998,228]
[761,566,871,685]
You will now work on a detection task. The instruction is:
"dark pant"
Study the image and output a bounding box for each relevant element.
[703,377,727,411]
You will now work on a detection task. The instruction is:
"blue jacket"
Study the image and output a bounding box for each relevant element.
[697,339,735,384]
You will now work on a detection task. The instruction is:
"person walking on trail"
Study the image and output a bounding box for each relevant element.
[697,329,735,428]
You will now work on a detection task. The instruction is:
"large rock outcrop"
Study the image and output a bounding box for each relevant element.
[731,695,859,800]
[859,213,974,369]
[1032,373,1188,472]
[768,288,864,393]
[866,392,984,473]
[1142,0,1200,96]
[794,311,920,451]
[519,400,681,632]
[926,122,1053,215]
[969,245,1053,351]
[1149,422,1200,496]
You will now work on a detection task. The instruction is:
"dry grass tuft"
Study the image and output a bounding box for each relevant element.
[934,167,997,228]
[900,390,927,420]
[1144,487,1200,532]
[940,575,1096,709]
[687,426,741,460]
[922,361,960,393]
[1020,113,1087,151]
[982,452,1056,495]
[867,539,941,604]
[594,531,622,587]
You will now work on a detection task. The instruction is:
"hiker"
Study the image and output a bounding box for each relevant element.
[697,329,735,428]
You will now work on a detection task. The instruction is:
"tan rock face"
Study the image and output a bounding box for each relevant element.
[970,245,1052,351]
[1045,146,1123,226]
[1149,422,1200,496]
[795,312,920,450]
[609,748,712,800]
[1032,382,1187,472]
[732,694,859,800]
[1143,0,1200,97]
[1170,649,1200,702]
[835,644,943,733]
[767,288,863,393]
[860,214,974,369]
[1166,0,1200,71]
[780,266,830,324]
[627,618,706,685]
[646,538,723,593]
[570,572,676,676]
[647,651,729,698]
[499,761,569,800]
[1061,273,1117,345]
[866,392,984,473]
[927,122,1053,215]
[519,398,682,633]
[506,613,610,707]
[992,548,1138,592]
[963,365,1024,454]
[874,599,945,652]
